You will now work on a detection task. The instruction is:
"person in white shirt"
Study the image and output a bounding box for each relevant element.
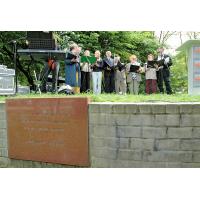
[91,50,103,95]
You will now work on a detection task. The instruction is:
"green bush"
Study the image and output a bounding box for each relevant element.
[171,52,188,93]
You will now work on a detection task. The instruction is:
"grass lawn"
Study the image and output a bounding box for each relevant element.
[0,93,200,103]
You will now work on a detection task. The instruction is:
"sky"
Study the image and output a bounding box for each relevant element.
[154,32,197,55]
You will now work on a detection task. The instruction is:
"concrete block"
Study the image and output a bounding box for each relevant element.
[114,114,132,126]
[32,161,43,168]
[0,129,7,139]
[181,140,200,150]
[192,128,200,138]
[91,147,117,159]
[91,157,111,168]
[89,113,110,125]
[155,115,180,127]
[0,120,6,129]
[10,159,24,168]
[0,112,6,120]
[140,115,155,126]
[181,115,200,127]
[130,138,154,150]
[91,157,142,168]
[90,137,119,149]
[99,104,113,114]
[0,103,5,111]
[180,104,193,114]
[156,139,180,150]
[0,157,10,167]
[118,149,142,161]
[168,127,193,138]
[90,113,131,126]
[89,125,116,137]
[117,126,141,138]
[152,104,166,114]
[141,161,181,168]
[124,104,139,114]
[22,160,34,168]
[193,152,200,163]
[143,151,192,162]
[129,115,155,126]
[0,138,7,148]
[181,162,200,168]
[192,104,200,114]
[112,104,126,114]
[0,148,8,157]
[138,104,152,114]
[142,127,167,138]
[166,104,180,114]
[119,138,130,149]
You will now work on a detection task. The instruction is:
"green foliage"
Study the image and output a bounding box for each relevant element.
[55,31,159,63]
[171,51,188,93]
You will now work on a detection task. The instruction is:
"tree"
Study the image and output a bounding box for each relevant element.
[170,51,188,93]
[186,32,200,39]
[0,31,160,89]
[0,31,37,87]
[157,31,177,46]
[55,31,159,62]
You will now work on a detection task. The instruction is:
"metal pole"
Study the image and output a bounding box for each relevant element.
[13,41,18,94]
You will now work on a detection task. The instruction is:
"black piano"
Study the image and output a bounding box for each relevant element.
[15,32,66,93]
[17,31,66,60]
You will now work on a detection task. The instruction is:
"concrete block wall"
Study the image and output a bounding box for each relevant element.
[89,103,200,168]
[2,101,200,168]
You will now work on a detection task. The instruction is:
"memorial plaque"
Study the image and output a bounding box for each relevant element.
[6,97,90,166]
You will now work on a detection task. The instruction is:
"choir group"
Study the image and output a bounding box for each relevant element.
[64,43,173,95]
[43,43,173,95]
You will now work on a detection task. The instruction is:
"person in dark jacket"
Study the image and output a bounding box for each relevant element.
[156,47,173,94]
[114,55,126,95]
[65,43,81,94]
[103,51,115,93]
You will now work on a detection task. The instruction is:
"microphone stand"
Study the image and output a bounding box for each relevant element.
[13,40,18,94]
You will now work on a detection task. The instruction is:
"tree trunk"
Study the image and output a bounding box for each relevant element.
[2,45,35,88]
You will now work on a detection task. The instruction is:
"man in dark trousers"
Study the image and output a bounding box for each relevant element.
[156,47,173,94]
[103,51,115,93]
[40,59,60,93]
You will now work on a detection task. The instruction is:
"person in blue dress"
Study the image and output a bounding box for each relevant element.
[65,43,81,93]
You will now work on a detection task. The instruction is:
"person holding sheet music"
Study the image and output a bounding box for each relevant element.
[103,51,115,93]
[125,55,142,94]
[80,50,92,93]
[143,54,158,94]
[114,55,127,95]
[156,47,173,94]
[65,43,81,93]
[91,50,103,95]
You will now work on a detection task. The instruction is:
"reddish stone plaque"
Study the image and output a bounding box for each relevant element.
[6,97,90,166]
